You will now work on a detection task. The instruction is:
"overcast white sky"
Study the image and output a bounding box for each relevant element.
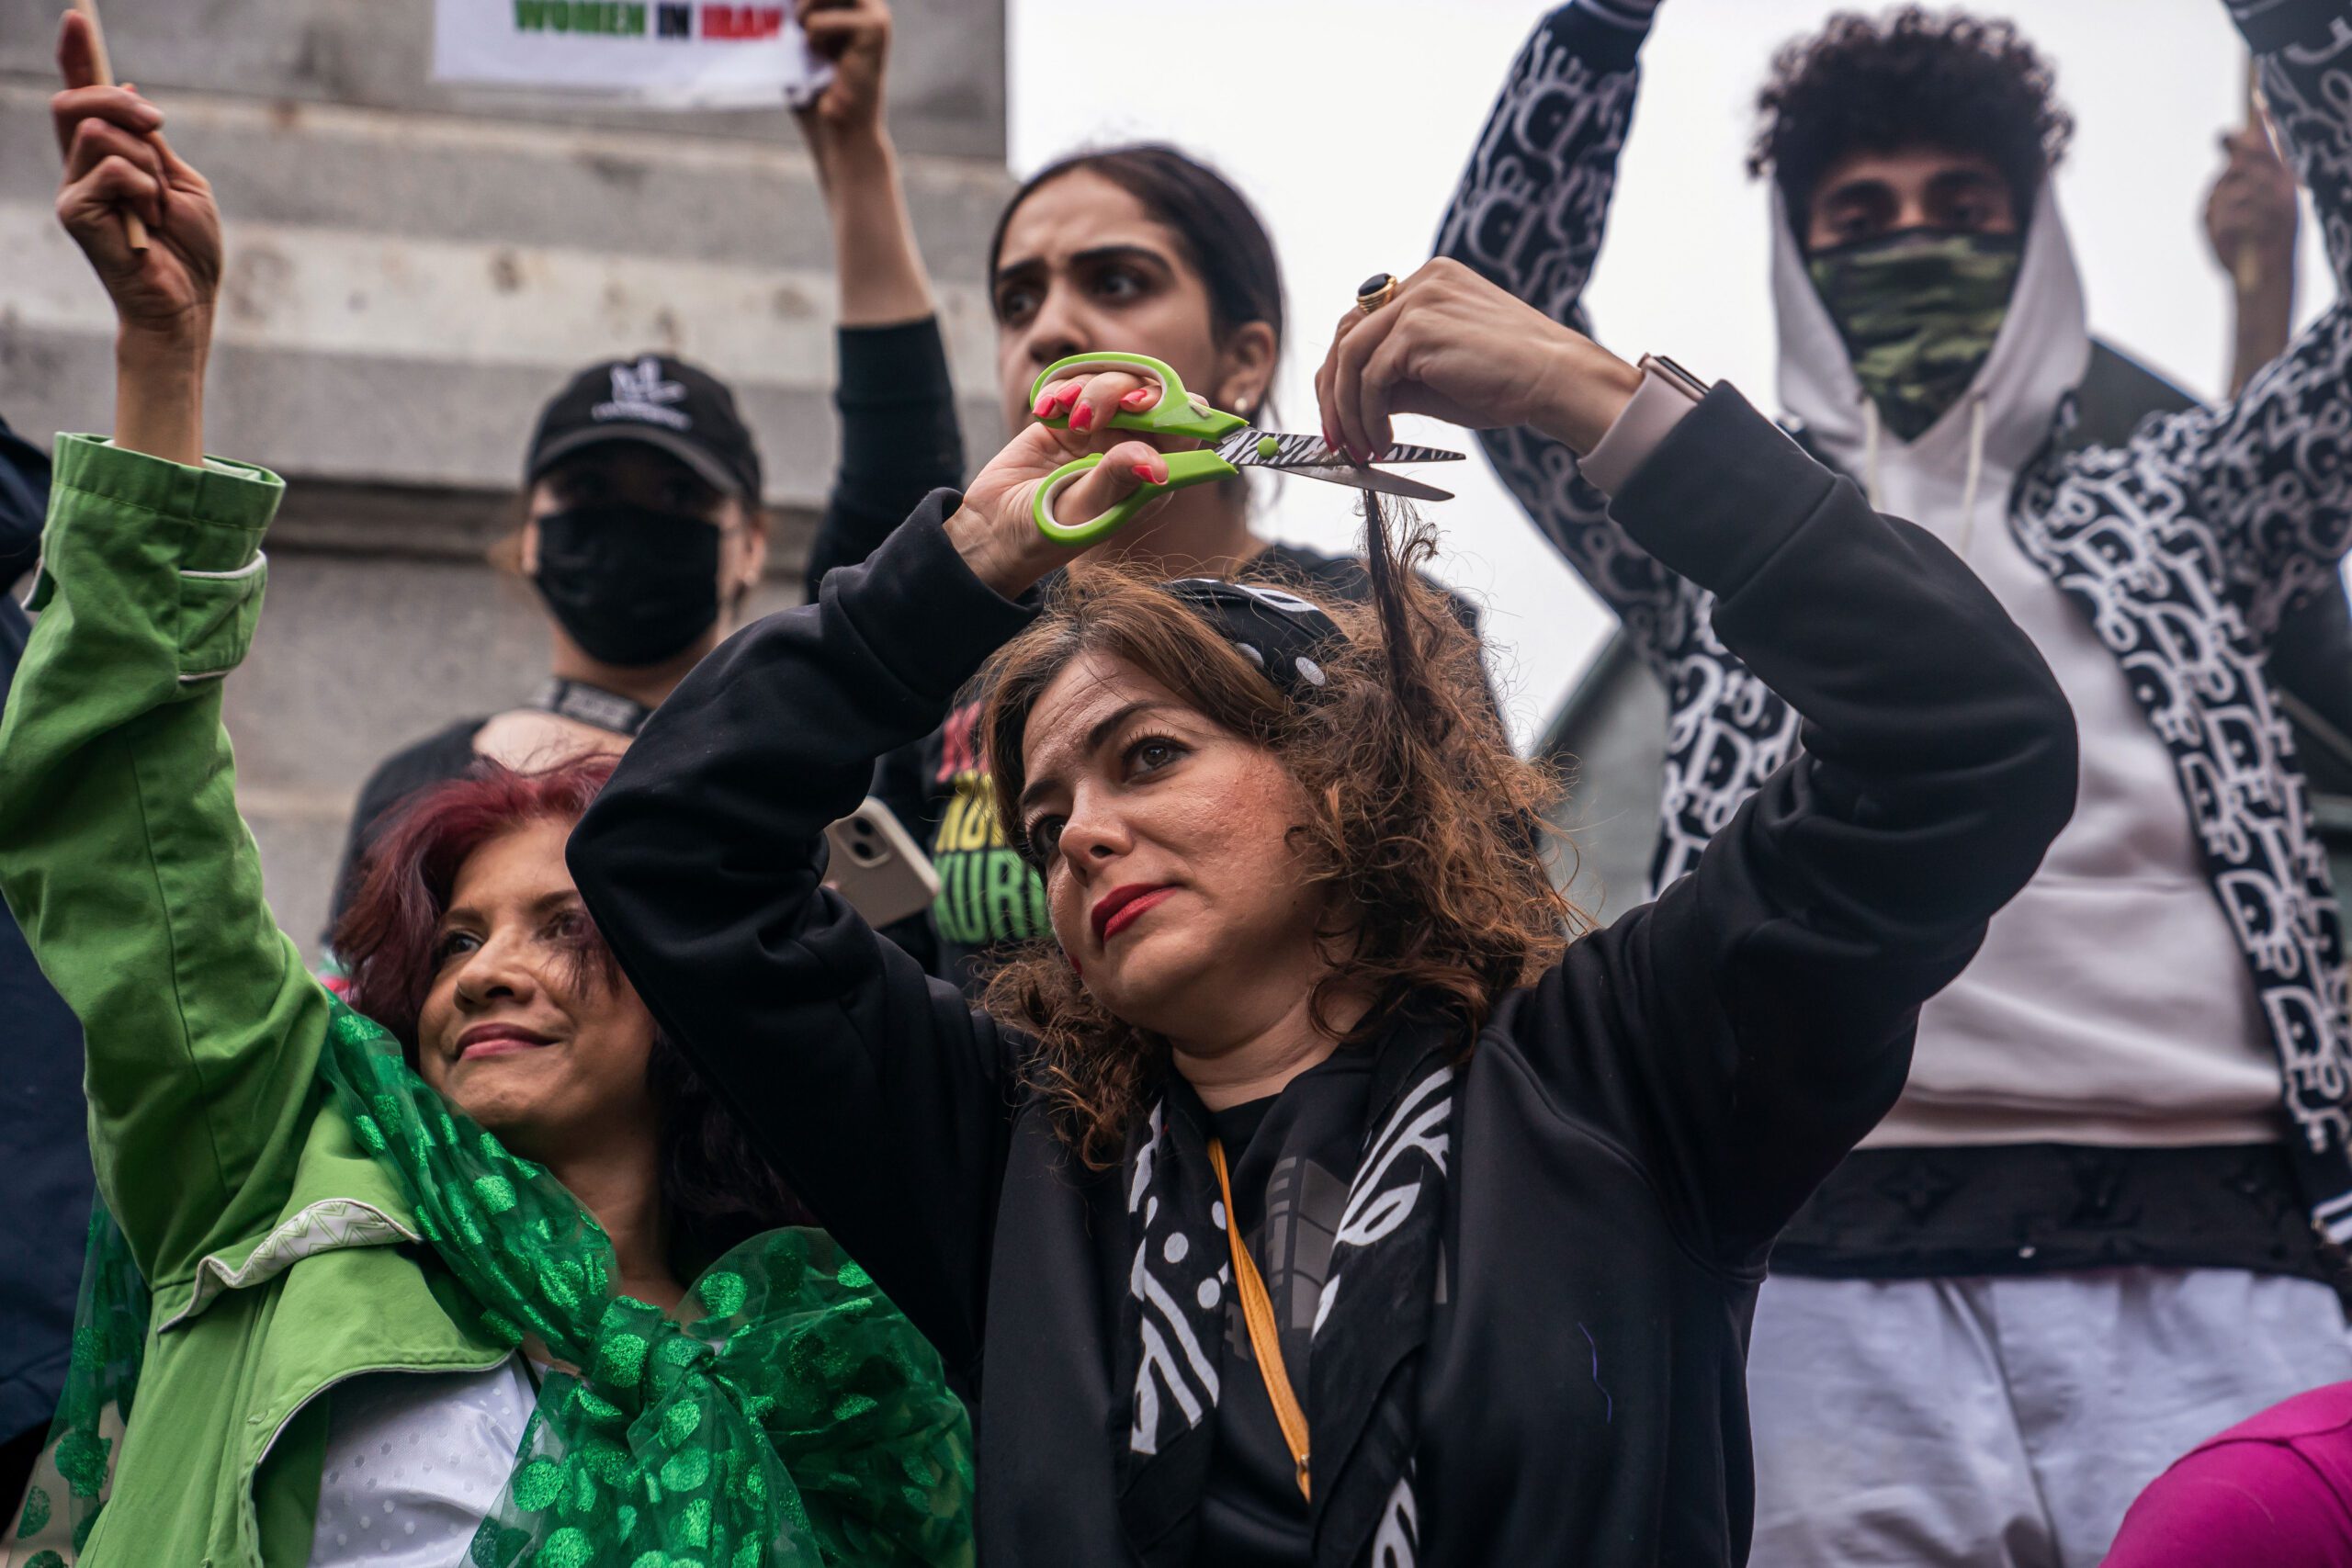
[1006,0,2336,748]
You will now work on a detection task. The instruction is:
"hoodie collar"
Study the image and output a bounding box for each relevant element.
[1771,178,2091,501]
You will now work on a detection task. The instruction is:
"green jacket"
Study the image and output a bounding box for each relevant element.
[0,436,507,1567]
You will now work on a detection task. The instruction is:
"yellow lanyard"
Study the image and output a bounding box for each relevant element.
[1206,1135,1312,1501]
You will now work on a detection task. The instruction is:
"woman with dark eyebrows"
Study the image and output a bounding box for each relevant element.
[804,60,1484,985]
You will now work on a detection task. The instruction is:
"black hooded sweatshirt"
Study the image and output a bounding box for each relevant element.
[568,386,2077,1566]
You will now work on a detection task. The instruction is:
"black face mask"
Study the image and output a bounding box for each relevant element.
[532,503,723,667]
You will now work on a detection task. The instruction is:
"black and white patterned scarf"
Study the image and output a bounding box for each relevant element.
[1112,1028,1455,1567]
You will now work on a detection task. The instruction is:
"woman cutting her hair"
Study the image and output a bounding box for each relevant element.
[568,255,2078,1564]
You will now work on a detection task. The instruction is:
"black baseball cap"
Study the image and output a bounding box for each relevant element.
[525,354,763,502]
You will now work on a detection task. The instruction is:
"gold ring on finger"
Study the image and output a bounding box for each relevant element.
[1356,271,1400,314]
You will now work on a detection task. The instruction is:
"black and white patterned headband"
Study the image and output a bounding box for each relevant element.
[1160,578,1346,701]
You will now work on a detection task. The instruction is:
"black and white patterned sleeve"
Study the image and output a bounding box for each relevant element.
[2088,4,2352,635]
[1432,0,1694,660]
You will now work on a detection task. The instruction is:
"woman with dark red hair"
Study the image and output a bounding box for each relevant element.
[0,31,970,1568]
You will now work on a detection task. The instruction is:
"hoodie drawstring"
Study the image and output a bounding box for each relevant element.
[1858,392,1990,558]
[1860,398,1886,511]
[1956,392,1988,558]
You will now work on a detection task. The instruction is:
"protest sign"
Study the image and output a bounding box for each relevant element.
[434,1,832,108]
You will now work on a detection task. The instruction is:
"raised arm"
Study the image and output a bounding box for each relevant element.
[796,0,966,600]
[1521,388,2076,1262]
[2098,1,2352,627]
[0,27,334,1289]
[2205,118,2301,398]
[2242,1,2352,294]
[567,384,1167,1369]
[1431,0,1692,652]
[1317,261,2075,1265]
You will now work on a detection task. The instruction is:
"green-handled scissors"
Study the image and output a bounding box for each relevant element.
[1028,351,1464,546]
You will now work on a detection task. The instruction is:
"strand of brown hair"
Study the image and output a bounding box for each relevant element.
[1359,490,1453,753]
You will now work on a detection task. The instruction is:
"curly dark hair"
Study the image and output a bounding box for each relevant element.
[976,503,1585,1169]
[1749,7,2074,237]
[333,754,811,1267]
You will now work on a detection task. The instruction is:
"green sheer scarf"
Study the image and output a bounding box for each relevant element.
[11,995,974,1568]
[8,1205,148,1566]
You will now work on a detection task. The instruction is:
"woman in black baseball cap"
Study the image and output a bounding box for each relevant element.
[321,354,774,937]
[323,0,957,940]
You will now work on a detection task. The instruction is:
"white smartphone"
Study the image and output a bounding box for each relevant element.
[823,798,940,927]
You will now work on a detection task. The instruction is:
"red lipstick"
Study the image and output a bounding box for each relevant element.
[1091,883,1177,945]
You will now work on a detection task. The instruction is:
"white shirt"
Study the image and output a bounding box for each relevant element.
[307,1358,536,1568]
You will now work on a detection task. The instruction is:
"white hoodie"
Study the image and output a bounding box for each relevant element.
[1771,186,2284,1147]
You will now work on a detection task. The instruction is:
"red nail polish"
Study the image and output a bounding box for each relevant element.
[1071,401,1095,432]
[1131,460,1166,484]
[1033,392,1057,419]
[1121,388,1157,410]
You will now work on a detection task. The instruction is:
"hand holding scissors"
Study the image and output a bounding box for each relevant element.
[1025,352,1464,547]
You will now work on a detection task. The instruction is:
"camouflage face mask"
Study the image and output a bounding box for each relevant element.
[1808,230,2023,443]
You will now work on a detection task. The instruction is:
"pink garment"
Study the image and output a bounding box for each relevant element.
[2104,1382,2352,1565]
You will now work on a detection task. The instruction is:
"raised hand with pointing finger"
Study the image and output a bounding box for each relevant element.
[51,8,220,467]
[52,11,217,345]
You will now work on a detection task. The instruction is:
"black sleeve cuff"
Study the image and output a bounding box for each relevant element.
[1603,383,1838,600]
[837,317,956,411]
[2228,0,2344,52]
[825,487,1040,706]
[1542,0,1658,72]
